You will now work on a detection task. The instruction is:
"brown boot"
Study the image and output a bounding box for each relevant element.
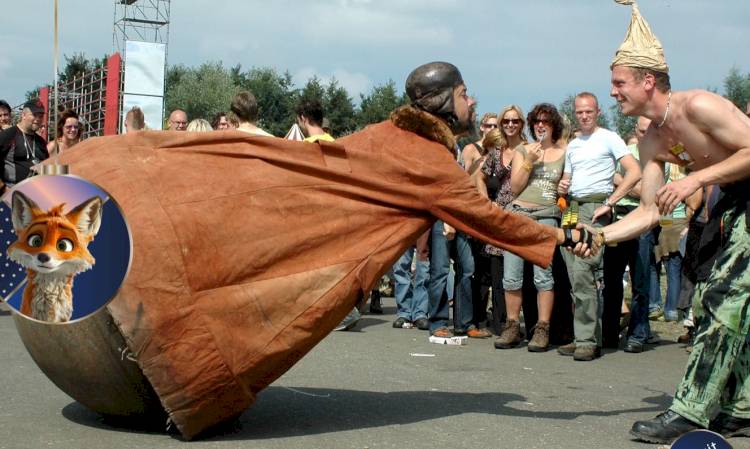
[494,320,521,349]
[527,321,550,352]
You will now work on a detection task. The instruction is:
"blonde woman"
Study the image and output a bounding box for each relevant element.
[187,118,213,132]
[475,105,527,332]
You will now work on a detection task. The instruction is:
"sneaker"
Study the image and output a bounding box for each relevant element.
[467,327,492,339]
[334,308,361,331]
[624,341,644,353]
[573,345,601,361]
[494,320,522,349]
[557,342,576,356]
[392,317,410,329]
[648,309,663,321]
[414,317,429,330]
[431,327,452,338]
[527,321,550,352]
[630,410,703,444]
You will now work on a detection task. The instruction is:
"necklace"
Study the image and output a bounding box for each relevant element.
[19,130,39,162]
[656,91,672,128]
[21,133,33,159]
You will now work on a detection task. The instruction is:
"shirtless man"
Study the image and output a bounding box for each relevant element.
[586,1,750,444]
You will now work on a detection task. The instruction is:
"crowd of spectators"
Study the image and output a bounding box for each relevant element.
[0,89,720,361]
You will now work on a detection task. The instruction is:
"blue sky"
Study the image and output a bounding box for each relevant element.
[1,0,748,120]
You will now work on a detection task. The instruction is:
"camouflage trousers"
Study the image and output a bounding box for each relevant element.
[670,202,750,426]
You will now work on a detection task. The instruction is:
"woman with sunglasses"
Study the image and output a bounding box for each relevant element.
[47,109,82,156]
[475,105,527,333]
[494,103,566,352]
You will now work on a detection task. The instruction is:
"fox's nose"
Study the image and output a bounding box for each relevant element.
[37,253,50,264]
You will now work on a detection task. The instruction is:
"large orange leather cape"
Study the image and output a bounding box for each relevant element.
[53,106,557,438]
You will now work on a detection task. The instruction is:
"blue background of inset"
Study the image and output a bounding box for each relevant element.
[671,429,732,449]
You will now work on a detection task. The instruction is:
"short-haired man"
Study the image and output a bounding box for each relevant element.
[556,92,641,361]
[231,91,273,137]
[124,106,145,133]
[0,99,49,190]
[0,100,12,130]
[296,100,333,142]
[168,109,188,131]
[588,2,750,443]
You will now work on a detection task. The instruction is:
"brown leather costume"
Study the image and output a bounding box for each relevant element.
[47,105,557,438]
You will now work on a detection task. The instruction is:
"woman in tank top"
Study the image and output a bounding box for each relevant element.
[494,103,566,352]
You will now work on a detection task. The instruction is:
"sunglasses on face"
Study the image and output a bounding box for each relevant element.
[481,123,498,129]
[533,118,551,125]
[64,124,80,130]
[501,119,521,125]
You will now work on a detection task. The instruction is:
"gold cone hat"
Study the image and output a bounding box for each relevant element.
[611,0,669,73]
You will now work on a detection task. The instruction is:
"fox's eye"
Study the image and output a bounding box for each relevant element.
[56,239,74,252]
[27,234,43,247]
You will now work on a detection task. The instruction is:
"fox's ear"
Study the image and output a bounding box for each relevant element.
[11,191,40,232]
[68,196,103,237]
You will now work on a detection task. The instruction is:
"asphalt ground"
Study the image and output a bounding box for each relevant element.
[1,299,749,449]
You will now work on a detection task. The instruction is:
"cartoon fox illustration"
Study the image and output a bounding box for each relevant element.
[7,190,103,323]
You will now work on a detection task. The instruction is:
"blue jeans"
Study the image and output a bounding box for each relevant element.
[392,247,429,321]
[503,216,557,291]
[662,252,683,321]
[650,253,682,321]
[626,231,654,344]
[428,221,474,333]
[646,230,662,313]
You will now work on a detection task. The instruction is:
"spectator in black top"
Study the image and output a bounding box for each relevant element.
[0,99,49,190]
[0,100,11,130]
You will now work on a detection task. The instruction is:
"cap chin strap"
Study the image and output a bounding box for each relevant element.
[442,113,466,135]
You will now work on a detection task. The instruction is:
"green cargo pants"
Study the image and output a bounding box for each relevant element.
[561,201,607,348]
[671,203,750,426]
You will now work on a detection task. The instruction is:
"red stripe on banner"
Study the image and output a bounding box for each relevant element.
[39,87,50,141]
[103,53,122,136]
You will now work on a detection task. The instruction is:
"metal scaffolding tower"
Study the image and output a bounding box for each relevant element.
[113,0,171,54]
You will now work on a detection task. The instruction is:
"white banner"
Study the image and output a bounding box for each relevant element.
[123,41,166,96]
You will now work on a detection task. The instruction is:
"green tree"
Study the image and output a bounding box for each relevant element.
[299,77,326,105]
[323,79,356,137]
[608,103,637,141]
[558,94,577,134]
[724,66,750,111]
[357,80,406,129]
[242,67,297,136]
[58,53,108,83]
[165,64,190,97]
[164,62,239,125]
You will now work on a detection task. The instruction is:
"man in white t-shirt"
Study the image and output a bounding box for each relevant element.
[556,92,641,361]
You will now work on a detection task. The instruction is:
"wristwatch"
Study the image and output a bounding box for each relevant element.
[603,198,613,208]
